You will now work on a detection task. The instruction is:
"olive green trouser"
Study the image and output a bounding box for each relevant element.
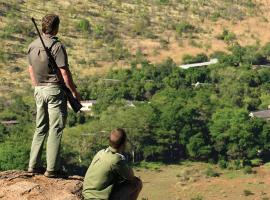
[84,177,142,200]
[29,85,67,172]
[109,177,143,200]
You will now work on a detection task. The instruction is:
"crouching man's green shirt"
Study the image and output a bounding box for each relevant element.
[83,146,133,200]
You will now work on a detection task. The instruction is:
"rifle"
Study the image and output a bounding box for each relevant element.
[31,17,82,113]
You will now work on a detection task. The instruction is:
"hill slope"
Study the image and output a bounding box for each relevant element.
[1,0,270,93]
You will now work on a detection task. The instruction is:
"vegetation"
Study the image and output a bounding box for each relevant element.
[191,195,204,200]
[243,189,254,196]
[0,0,264,91]
[2,42,270,172]
[1,0,270,176]
[204,167,220,177]
[217,29,237,44]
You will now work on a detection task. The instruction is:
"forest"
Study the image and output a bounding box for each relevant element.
[1,42,270,174]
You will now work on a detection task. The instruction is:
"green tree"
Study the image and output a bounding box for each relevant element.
[210,108,261,160]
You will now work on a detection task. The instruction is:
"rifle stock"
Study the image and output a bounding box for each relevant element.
[31,18,82,113]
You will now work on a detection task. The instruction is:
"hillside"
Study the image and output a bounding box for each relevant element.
[1,0,270,94]
[2,163,270,200]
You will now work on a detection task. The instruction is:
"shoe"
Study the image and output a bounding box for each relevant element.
[27,167,45,174]
[44,170,68,178]
[44,170,56,178]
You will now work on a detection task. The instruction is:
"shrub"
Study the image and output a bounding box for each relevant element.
[191,195,204,200]
[175,22,196,37]
[243,166,255,174]
[243,190,254,196]
[182,53,208,64]
[157,0,169,5]
[204,167,220,177]
[250,158,263,166]
[0,125,32,171]
[132,17,151,35]
[93,24,106,39]
[246,0,256,8]
[77,18,91,33]
[108,40,130,61]
[210,12,221,22]
[218,160,228,169]
[217,29,236,44]
[0,51,11,63]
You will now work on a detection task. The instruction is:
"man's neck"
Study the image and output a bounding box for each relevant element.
[108,146,124,154]
[42,33,56,38]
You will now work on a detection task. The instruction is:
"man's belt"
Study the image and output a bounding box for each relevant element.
[36,82,60,86]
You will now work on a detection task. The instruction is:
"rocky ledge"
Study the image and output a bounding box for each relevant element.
[0,171,83,200]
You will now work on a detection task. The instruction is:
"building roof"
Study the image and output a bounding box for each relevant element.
[249,110,270,119]
[179,58,218,69]
[1,120,19,125]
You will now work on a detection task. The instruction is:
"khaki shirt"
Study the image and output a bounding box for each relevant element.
[27,35,69,84]
[83,147,133,200]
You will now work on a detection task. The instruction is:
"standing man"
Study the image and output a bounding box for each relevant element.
[27,14,80,177]
[83,128,142,200]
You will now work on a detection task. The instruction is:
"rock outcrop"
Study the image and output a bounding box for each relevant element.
[0,171,83,200]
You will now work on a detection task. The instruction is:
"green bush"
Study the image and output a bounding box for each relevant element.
[191,195,204,200]
[0,50,11,63]
[217,29,236,44]
[250,158,263,166]
[204,167,220,177]
[108,41,130,61]
[93,24,106,39]
[175,22,196,37]
[0,133,31,170]
[243,189,254,196]
[0,124,8,142]
[218,160,228,169]
[77,18,91,33]
[132,17,151,35]
[243,166,255,174]
[182,53,208,64]
[210,12,221,21]
[157,0,169,5]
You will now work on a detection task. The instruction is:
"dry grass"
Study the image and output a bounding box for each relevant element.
[136,162,270,200]
[1,0,270,96]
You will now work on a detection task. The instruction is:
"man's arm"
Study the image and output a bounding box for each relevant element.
[113,159,135,182]
[59,67,81,101]
[28,65,37,87]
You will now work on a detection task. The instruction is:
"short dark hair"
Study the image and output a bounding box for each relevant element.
[109,128,127,149]
[42,14,60,34]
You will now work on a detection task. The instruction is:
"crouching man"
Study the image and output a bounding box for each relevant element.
[83,128,142,200]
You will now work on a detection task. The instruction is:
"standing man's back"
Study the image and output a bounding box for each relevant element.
[83,128,142,200]
[27,14,80,178]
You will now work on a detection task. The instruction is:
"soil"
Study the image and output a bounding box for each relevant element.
[0,171,83,200]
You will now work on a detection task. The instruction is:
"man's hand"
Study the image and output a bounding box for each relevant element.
[72,91,82,101]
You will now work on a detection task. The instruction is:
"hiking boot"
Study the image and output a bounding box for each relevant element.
[44,170,68,178]
[27,167,46,174]
[44,170,57,178]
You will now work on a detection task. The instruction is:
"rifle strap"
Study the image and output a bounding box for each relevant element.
[48,39,60,53]
[47,39,60,74]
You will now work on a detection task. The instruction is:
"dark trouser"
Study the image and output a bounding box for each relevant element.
[109,177,143,200]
